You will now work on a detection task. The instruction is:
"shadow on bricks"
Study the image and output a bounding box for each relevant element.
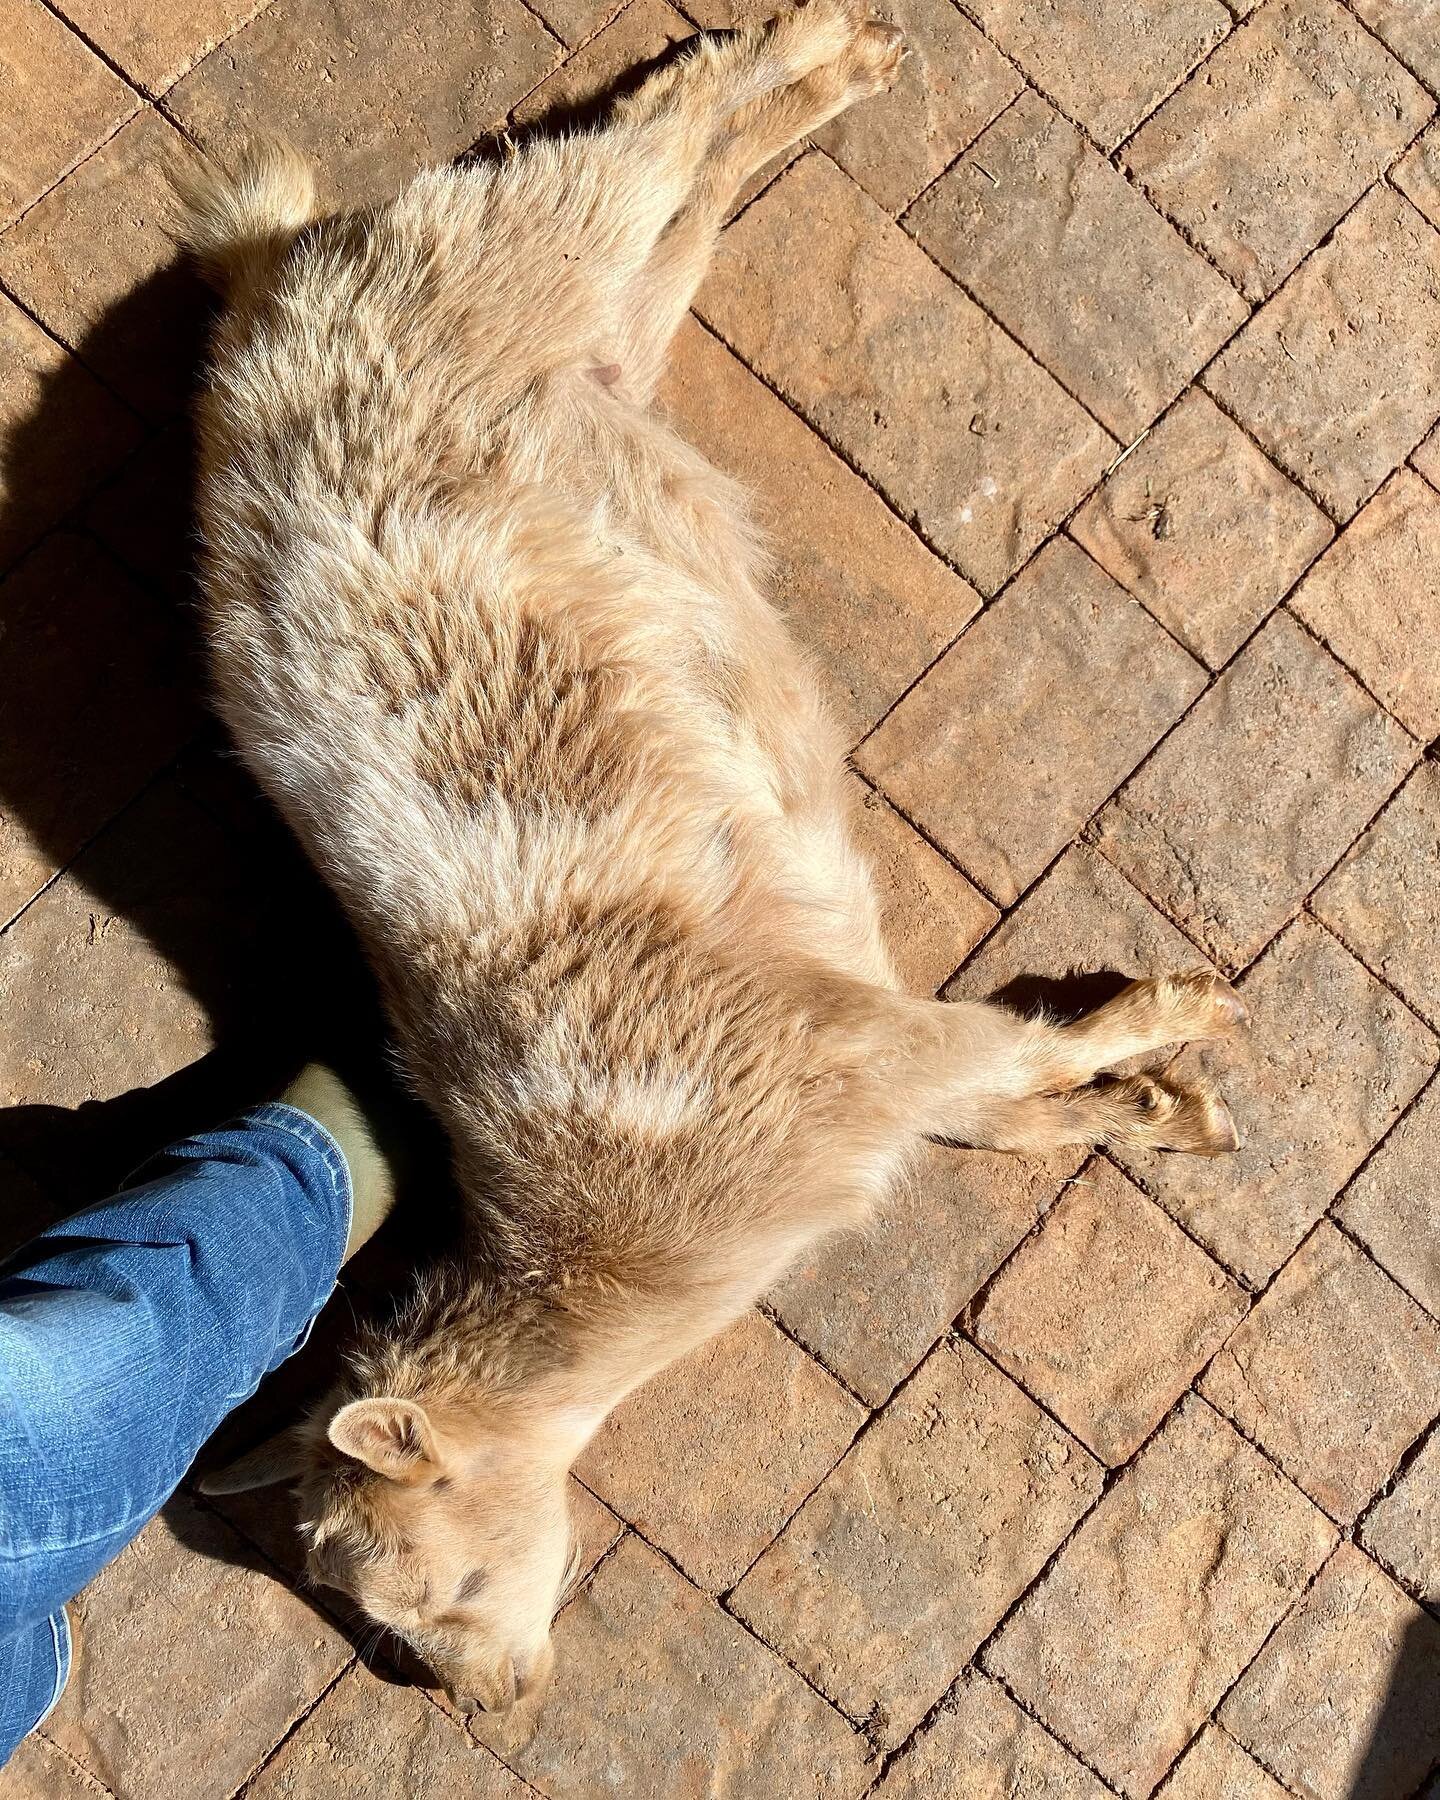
[1346,1613,1440,1799]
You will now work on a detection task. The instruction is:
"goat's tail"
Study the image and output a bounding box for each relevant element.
[170,139,316,301]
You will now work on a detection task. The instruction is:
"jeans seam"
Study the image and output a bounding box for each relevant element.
[28,1609,69,1736]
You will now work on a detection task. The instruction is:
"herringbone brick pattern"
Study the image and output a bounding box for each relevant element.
[2,0,1439,1794]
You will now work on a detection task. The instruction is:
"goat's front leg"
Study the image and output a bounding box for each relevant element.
[607,4,904,399]
[869,972,1247,1155]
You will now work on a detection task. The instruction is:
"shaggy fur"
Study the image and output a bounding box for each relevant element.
[183,1,1245,1716]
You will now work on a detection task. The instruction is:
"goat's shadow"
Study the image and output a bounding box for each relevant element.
[1343,1601,1440,1797]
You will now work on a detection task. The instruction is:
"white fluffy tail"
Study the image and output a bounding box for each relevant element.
[170,139,317,299]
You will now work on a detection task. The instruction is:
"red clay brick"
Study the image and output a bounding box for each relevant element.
[1206,183,1440,520]
[871,1670,1111,1799]
[0,294,142,574]
[0,533,199,924]
[969,1160,1248,1465]
[1126,0,1431,301]
[0,108,205,420]
[730,1339,1103,1747]
[858,537,1204,905]
[1071,389,1333,668]
[168,0,559,207]
[1313,760,1440,1031]
[1120,916,1437,1286]
[577,1309,864,1591]
[658,318,981,744]
[1201,1221,1440,1521]
[47,1497,351,1800]
[1289,470,1440,740]
[986,1395,1337,1799]
[1221,1543,1440,1800]
[1095,610,1418,970]
[768,1141,1079,1405]
[909,92,1247,440]
[1338,1073,1440,1320]
[959,0,1230,150]
[0,0,137,230]
[850,784,997,994]
[699,154,1115,595]
[473,1534,872,1794]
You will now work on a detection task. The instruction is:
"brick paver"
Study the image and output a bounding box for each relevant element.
[0,108,208,420]
[1222,1543,1440,1800]
[1125,0,1431,301]
[858,536,1204,904]
[1206,182,1440,520]
[4,0,1440,1794]
[1200,1221,1440,1522]
[1095,610,1418,970]
[730,1339,1103,1746]
[1338,1072,1440,1318]
[1362,1423,1440,1610]
[1070,387,1333,668]
[909,91,1247,439]
[985,1395,1337,1798]
[870,1669,1110,1798]
[0,294,142,572]
[1164,1725,1293,1800]
[658,318,981,746]
[770,1142,1079,1405]
[1118,914,1437,1284]
[1314,760,1440,1030]
[167,0,558,207]
[46,1497,353,1800]
[969,1159,1248,1465]
[959,0,1230,150]
[473,1534,874,1796]
[578,1309,864,1590]
[700,153,1116,594]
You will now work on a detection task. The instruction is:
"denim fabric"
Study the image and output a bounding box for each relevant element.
[0,1105,351,1763]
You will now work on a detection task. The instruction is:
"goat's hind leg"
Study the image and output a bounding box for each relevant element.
[876,971,1248,1156]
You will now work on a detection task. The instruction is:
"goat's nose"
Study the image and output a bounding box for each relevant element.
[449,1658,517,1716]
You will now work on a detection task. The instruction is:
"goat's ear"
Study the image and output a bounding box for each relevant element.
[197,1428,307,1494]
[327,1398,440,1482]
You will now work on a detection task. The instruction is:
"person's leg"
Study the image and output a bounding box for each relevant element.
[0,1092,378,1761]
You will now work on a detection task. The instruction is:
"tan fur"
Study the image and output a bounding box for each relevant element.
[182,3,1246,1715]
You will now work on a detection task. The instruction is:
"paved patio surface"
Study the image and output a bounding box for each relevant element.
[3,0,1440,1794]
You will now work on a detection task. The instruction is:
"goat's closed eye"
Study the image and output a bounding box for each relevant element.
[454,1568,487,1603]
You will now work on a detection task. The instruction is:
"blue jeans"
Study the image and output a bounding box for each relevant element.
[0,1104,351,1764]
